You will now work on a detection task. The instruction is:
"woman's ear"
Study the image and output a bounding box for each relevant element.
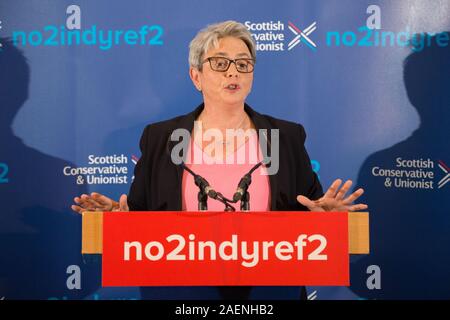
[189,67,202,91]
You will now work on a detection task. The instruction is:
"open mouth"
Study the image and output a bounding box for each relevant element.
[224,84,240,91]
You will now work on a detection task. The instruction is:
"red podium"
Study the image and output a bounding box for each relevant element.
[81,211,369,287]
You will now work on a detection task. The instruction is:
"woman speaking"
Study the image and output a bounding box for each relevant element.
[71,21,367,299]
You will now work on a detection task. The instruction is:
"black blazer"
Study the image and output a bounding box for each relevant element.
[128,103,323,212]
[128,103,324,300]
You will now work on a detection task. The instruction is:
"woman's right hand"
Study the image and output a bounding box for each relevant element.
[71,193,129,214]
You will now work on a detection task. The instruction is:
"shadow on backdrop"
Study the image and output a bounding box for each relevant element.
[350,32,450,299]
[0,38,100,299]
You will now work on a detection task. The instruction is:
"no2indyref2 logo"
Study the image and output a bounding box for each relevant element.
[0,163,9,184]
[3,5,164,51]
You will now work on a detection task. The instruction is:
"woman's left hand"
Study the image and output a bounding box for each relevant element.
[297,179,368,212]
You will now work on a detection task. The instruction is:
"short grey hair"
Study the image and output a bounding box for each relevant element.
[189,20,256,70]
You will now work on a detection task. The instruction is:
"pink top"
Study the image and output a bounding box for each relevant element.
[182,130,271,211]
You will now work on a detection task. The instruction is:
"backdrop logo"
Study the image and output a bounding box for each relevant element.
[0,163,9,184]
[8,5,164,50]
[63,154,134,185]
[287,21,317,51]
[311,160,320,179]
[307,290,318,300]
[0,19,3,50]
[131,155,139,182]
[370,157,449,190]
[438,160,449,189]
[245,20,317,53]
[326,4,450,52]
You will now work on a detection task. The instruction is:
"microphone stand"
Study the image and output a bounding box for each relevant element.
[215,192,236,212]
[237,130,272,211]
[197,188,208,211]
[181,163,210,211]
[180,162,235,212]
[240,191,250,211]
[233,161,264,212]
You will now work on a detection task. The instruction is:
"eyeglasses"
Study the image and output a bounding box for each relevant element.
[202,56,255,73]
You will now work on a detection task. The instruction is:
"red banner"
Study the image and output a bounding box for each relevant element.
[102,211,349,287]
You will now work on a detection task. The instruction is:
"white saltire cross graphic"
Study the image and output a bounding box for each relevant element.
[438,161,449,189]
[288,21,317,51]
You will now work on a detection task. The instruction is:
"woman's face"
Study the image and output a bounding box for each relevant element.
[190,36,254,108]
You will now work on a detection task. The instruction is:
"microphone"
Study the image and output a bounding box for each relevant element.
[233,174,251,202]
[180,162,218,199]
[194,174,218,199]
[165,135,217,199]
[166,134,235,211]
[232,130,273,206]
[232,161,263,202]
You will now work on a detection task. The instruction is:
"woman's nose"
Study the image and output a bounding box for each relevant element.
[225,62,239,77]
[225,70,239,77]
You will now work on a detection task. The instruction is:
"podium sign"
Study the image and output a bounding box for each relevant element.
[101,211,350,287]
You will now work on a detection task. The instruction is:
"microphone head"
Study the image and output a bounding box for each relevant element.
[207,189,218,199]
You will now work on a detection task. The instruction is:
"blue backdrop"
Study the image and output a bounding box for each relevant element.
[0,0,449,300]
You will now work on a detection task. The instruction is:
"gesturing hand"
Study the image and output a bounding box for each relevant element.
[71,192,129,214]
[297,179,368,212]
